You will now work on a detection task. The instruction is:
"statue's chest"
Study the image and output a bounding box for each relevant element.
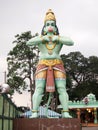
[39,43,62,55]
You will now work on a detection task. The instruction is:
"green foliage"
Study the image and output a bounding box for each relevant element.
[61,52,98,100]
[7,31,39,95]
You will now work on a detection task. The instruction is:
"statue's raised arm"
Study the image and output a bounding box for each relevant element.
[26,36,42,46]
[58,36,74,46]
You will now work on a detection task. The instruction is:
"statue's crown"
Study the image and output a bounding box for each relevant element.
[44,9,56,23]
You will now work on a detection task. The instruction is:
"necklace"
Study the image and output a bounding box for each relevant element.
[46,42,56,55]
[45,36,56,55]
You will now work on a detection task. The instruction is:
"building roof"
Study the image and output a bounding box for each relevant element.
[58,93,98,109]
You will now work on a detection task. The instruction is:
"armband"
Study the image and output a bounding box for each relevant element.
[40,36,44,43]
[62,110,69,112]
[32,110,39,113]
[58,35,60,42]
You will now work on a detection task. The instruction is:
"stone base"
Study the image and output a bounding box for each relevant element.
[13,118,81,130]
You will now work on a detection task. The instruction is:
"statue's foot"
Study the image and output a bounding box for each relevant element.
[29,112,38,118]
[62,112,72,118]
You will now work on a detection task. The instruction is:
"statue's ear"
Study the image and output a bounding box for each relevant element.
[54,28,57,35]
[43,27,47,35]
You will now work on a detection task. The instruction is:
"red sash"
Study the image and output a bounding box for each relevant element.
[35,64,65,92]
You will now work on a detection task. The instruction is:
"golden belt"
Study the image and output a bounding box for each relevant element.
[38,59,63,67]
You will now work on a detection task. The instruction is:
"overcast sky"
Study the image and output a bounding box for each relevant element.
[0,0,98,107]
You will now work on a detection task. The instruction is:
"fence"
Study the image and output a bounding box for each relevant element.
[0,94,22,130]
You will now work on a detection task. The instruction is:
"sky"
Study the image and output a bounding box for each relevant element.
[0,0,98,107]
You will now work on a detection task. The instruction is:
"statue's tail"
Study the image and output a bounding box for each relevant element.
[45,92,53,118]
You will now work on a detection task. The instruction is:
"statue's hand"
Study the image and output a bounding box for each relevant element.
[52,36,59,42]
[42,35,50,43]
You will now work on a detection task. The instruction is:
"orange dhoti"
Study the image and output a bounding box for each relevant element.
[35,59,66,92]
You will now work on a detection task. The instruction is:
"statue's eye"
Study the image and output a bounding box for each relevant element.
[51,23,55,26]
[46,23,50,26]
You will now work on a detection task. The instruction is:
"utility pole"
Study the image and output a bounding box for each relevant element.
[3,71,6,83]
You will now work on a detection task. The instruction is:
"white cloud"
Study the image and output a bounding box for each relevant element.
[12,91,31,108]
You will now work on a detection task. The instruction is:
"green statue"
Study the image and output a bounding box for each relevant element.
[26,9,74,118]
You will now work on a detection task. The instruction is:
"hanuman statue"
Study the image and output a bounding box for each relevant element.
[26,9,74,118]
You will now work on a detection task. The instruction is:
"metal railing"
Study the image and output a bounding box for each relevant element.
[0,94,21,130]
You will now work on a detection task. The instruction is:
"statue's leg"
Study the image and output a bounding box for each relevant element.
[31,80,45,118]
[54,70,71,118]
[31,70,46,118]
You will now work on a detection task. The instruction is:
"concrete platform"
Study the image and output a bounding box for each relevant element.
[13,118,81,130]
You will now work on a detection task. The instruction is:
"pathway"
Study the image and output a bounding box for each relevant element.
[82,127,98,130]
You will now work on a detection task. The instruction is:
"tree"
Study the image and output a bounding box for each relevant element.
[7,31,39,107]
[61,52,98,100]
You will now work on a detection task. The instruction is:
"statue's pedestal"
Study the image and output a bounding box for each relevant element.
[13,118,81,130]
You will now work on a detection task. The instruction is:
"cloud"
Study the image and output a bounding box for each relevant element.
[12,91,31,107]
